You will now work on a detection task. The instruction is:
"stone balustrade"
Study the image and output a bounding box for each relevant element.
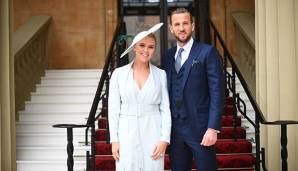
[13,15,51,119]
[232,12,255,98]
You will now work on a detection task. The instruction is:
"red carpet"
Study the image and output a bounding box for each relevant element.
[95,139,252,155]
[98,115,242,129]
[93,154,255,170]
[92,96,255,170]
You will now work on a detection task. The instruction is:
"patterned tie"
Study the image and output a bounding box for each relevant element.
[175,48,184,72]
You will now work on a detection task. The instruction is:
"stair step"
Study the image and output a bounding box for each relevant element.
[163,169,253,171]
[41,77,100,86]
[19,111,89,122]
[93,154,255,170]
[45,69,102,78]
[16,132,87,147]
[241,119,256,132]
[36,84,100,94]
[218,169,255,171]
[96,116,243,129]
[94,140,252,155]
[225,104,254,116]
[221,116,241,127]
[16,121,87,133]
[17,160,86,171]
[95,127,247,141]
[30,92,96,103]
[17,146,90,160]
[24,101,100,112]
[218,127,246,139]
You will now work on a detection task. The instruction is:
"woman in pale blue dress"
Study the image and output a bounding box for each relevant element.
[108,23,171,171]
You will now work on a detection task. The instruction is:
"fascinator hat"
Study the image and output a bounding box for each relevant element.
[120,23,163,58]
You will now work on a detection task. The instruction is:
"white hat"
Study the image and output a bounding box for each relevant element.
[120,23,163,58]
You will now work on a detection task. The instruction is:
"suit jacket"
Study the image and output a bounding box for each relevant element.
[163,41,224,137]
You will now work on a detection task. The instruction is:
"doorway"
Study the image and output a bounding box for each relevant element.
[121,0,197,66]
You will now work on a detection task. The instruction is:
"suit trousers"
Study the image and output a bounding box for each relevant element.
[169,117,217,171]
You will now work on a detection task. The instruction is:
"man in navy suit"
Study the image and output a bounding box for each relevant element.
[163,8,224,171]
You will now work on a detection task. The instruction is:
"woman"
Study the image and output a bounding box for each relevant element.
[108,23,171,171]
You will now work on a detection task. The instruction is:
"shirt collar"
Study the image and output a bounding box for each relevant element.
[176,37,194,53]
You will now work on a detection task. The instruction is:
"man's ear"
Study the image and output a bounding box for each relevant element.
[169,25,174,34]
[192,22,195,32]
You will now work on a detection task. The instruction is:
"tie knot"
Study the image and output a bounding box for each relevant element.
[178,48,184,55]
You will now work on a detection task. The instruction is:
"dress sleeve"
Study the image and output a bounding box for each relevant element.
[159,70,172,143]
[108,69,121,142]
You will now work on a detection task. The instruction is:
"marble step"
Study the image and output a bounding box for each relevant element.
[16,132,87,147]
[18,111,90,122]
[40,77,101,86]
[35,84,101,94]
[17,146,90,160]
[24,101,101,112]
[17,160,86,171]
[45,69,102,78]
[16,121,87,134]
[30,92,96,103]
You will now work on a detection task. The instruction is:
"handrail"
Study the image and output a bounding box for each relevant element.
[208,18,264,171]
[209,18,298,171]
[209,19,266,124]
[85,20,122,170]
[86,22,121,126]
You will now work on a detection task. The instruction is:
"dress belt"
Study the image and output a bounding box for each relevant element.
[120,103,159,117]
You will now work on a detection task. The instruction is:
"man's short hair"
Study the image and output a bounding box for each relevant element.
[170,8,193,25]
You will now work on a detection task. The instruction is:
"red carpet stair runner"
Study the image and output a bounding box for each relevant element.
[92,97,255,170]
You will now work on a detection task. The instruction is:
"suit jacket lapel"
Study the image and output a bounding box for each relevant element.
[166,47,176,92]
[181,42,199,91]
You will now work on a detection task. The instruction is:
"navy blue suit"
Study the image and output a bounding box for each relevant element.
[163,41,224,171]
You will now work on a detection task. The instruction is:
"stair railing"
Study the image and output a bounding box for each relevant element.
[209,18,264,171]
[52,20,126,171]
[209,18,298,171]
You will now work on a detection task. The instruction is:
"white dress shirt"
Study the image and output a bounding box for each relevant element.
[174,37,194,66]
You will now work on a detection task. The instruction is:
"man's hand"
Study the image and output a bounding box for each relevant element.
[200,128,218,146]
[151,141,168,160]
[111,142,120,161]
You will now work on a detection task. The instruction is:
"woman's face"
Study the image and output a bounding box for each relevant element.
[133,36,156,63]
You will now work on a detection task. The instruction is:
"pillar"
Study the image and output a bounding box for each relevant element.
[0,0,16,170]
[256,0,298,170]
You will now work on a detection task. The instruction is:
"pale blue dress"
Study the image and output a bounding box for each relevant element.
[108,61,171,171]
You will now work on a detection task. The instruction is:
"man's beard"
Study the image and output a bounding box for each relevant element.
[175,33,192,44]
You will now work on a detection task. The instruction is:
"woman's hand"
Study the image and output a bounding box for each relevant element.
[151,141,168,160]
[111,142,120,161]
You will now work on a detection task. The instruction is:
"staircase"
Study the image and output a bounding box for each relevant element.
[15,68,257,171]
[16,69,102,171]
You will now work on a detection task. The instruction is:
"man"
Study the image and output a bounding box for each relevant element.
[163,8,224,171]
